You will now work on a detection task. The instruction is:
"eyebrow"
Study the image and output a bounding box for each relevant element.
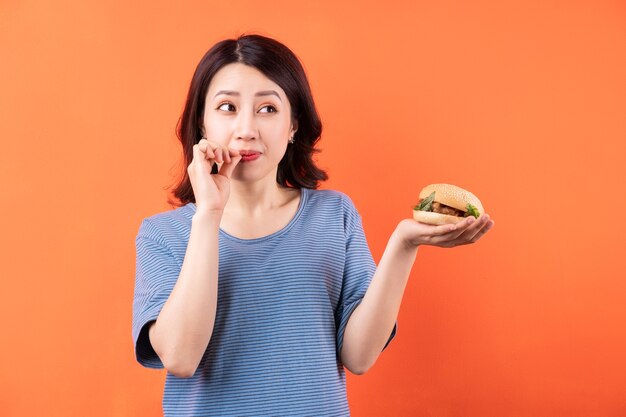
[213,90,282,101]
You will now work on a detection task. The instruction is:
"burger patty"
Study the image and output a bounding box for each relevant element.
[418,199,466,217]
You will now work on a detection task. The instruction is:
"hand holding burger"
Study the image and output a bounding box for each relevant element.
[413,183,484,225]
[393,183,494,249]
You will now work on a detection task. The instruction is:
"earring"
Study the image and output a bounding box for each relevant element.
[288,136,295,144]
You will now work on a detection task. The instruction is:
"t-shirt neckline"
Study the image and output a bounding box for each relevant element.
[188,188,308,244]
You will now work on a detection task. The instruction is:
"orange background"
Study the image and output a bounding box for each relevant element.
[1,1,625,416]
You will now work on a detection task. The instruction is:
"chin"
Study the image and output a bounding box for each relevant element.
[231,167,277,184]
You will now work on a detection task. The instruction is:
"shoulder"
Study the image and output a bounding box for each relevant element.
[306,188,358,212]
[136,204,194,246]
[304,188,362,231]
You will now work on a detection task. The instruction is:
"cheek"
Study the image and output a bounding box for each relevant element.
[262,129,290,152]
[260,118,291,137]
[203,117,230,140]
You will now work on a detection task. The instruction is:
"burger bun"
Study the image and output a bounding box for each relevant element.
[413,183,484,225]
[412,210,466,225]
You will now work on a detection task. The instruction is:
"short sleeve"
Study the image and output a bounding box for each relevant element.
[131,219,181,369]
[335,195,397,357]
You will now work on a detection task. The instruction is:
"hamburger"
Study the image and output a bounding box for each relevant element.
[413,184,484,225]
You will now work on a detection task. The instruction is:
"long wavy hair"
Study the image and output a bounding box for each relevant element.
[168,34,328,207]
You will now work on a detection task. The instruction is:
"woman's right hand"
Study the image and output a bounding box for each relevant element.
[188,138,242,213]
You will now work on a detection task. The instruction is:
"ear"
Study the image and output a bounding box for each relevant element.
[290,120,298,137]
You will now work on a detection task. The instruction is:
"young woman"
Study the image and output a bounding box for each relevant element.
[132,34,494,417]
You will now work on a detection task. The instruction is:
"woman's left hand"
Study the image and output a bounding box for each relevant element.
[395,214,495,249]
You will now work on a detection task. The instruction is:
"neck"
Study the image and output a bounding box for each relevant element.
[226,177,288,216]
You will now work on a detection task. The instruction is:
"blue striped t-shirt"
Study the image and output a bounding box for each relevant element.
[132,188,397,416]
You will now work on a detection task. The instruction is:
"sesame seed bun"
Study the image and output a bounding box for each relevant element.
[413,184,484,225]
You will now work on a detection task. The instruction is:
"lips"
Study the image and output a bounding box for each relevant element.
[238,150,261,162]
[238,150,261,157]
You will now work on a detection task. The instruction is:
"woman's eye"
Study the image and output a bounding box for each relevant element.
[216,103,276,113]
[217,103,235,112]
[259,105,277,113]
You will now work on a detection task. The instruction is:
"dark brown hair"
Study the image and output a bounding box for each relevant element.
[168,34,328,207]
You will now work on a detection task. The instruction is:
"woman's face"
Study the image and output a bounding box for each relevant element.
[202,63,297,183]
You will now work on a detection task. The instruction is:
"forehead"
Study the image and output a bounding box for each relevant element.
[207,63,285,97]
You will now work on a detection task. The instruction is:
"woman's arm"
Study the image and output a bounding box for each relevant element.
[148,210,221,378]
[340,214,494,375]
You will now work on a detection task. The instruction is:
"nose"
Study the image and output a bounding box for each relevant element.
[233,110,258,142]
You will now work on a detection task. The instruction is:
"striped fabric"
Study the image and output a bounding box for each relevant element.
[132,188,397,416]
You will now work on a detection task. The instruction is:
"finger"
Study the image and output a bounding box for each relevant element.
[219,152,242,178]
[448,215,492,246]
[204,145,215,160]
[427,216,474,237]
[423,216,479,245]
[200,140,215,159]
[426,215,494,247]
[427,222,461,236]
[191,145,204,168]
[217,144,233,163]
[214,147,224,164]
[206,140,229,162]
[461,214,491,241]
[225,148,239,164]
[198,138,213,153]
[192,144,199,160]
[467,218,494,243]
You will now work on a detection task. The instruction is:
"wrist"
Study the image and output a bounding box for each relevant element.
[192,209,223,226]
[391,226,420,254]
